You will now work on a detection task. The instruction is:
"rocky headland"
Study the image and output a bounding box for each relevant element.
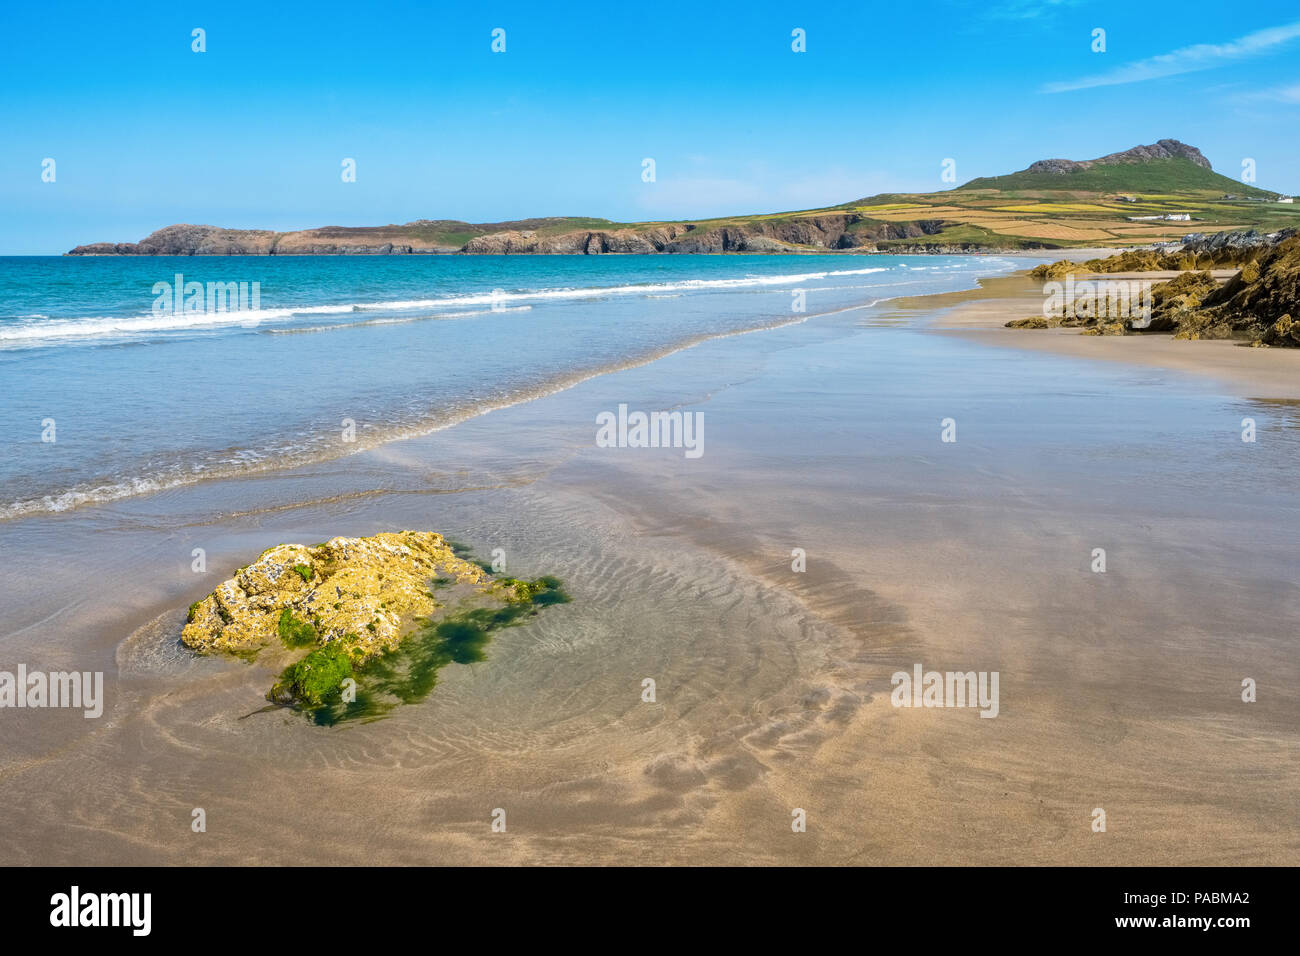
[68,215,961,257]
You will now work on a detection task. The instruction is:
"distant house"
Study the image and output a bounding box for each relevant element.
[1115,195,1138,203]
[1279,197,1295,204]
[1125,213,1192,222]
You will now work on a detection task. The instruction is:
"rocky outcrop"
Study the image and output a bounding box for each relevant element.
[1027,139,1212,175]
[1030,229,1299,281]
[1158,228,1296,259]
[182,531,569,714]
[1194,234,1300,343]
[182,531,490,659]
[1006,316,1051,329]
[68,224,275,256]
[95,224,280,255]
[1019,231,1300,344]
[66,241,141,255]
[1145,271,1221,332]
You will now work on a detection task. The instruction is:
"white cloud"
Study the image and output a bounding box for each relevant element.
[1237,82,1300,103]
[1042,22,1300,93]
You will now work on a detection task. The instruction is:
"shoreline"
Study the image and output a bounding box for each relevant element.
[889,270,1300,401]
[0,298,874,523]
[1,257,1296,865]
[1,254,1032,523]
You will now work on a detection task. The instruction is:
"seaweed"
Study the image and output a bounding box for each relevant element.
[270,642,357,708]
[299,575,570,726]
[276,607,318,648]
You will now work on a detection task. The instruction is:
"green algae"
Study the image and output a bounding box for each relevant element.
[266,566,570,726]
[277,607,318,648]
[272,642,357,707]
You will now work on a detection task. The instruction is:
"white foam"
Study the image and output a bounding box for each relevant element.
[0,265,894,346]
[0,293,889,520]
[264,305,532,335]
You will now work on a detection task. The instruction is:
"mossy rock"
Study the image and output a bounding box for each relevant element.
[180,532,571,721]
[1263,314,1300,347]
[181,531,487,658]
[1082,322,1126,336]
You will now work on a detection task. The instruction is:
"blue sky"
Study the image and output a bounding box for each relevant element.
[2,0,1298,253]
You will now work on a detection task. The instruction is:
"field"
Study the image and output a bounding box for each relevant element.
[636,157,1300,250]
[563,157,1300,251]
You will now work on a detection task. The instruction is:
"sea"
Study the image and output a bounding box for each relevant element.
[0,253,1023,519]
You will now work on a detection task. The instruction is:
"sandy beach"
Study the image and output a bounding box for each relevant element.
[1,265,1297,866]
[908,271,1300,401]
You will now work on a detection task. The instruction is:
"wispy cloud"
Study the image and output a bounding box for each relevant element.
[1042,22,1300,93]
[987,0,1083,21]
[1235,82,1300,103]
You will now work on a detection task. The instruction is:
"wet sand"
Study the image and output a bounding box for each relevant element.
[1,274,1297,865]
[909,271,1300,400]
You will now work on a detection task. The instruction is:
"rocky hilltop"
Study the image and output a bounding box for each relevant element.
[1026,139,1211,175]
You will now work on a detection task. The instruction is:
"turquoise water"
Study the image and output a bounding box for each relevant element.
[0,254,1024,517]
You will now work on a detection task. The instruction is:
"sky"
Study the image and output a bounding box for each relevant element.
[2,0,1298,253]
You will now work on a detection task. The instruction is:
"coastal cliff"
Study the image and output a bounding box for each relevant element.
[68,214,957,257]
